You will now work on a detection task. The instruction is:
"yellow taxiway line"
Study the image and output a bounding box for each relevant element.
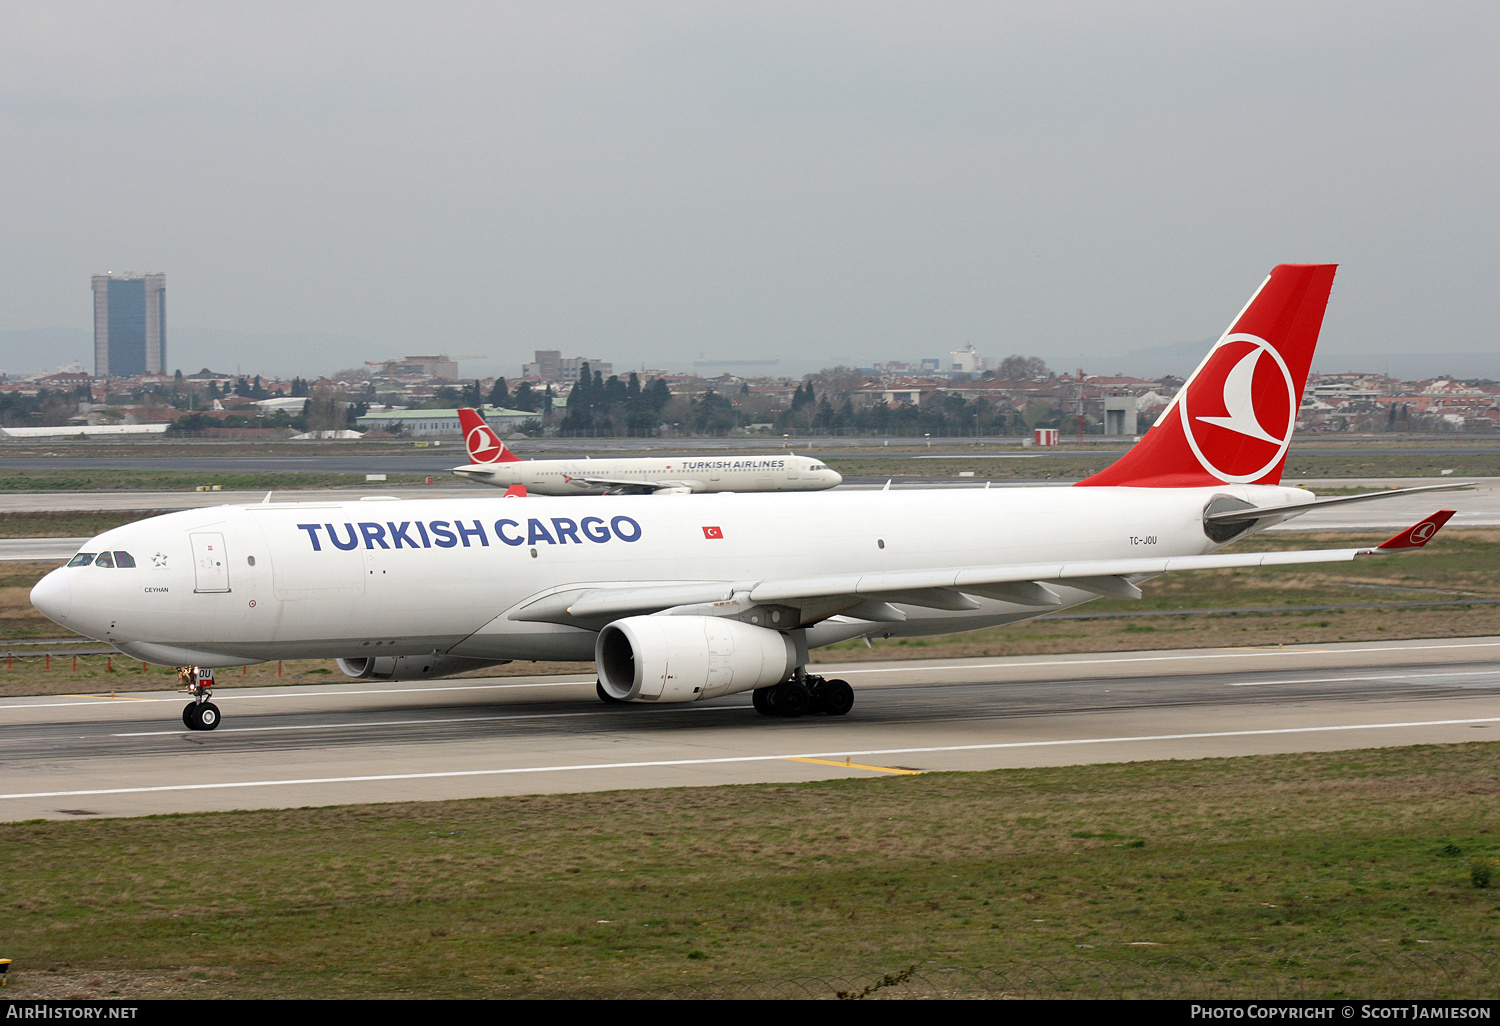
[61,693,155,701]
[783,756,922,775]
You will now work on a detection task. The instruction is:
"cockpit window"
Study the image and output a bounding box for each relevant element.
[67,553,96,567]
[114,551,136,568]
[94,551,116,568]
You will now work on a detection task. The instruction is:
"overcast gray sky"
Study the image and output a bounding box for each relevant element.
[2,2,1496,378]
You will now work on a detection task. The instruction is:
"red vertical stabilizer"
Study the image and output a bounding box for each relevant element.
[458,408,523,464]
[1077,263,1336,488]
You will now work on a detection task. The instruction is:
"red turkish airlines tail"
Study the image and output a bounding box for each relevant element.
[457,408,522,464]
[1077,263,1337,488]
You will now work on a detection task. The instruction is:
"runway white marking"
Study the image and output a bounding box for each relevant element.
[835,640,1500,675]
[112,703,739,736]
[6,715,1498,802]
[1225,669,1498,687]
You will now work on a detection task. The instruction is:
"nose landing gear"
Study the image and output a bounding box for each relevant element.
[753,671,854,718]
[178,666,221,731]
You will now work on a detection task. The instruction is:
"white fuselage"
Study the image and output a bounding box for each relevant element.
[32,483,1309,668]
[453,453,841,494]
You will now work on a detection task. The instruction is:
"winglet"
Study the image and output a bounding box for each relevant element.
[458,408,522,464]
[503,485,527,498]
[1376,510,1456,550]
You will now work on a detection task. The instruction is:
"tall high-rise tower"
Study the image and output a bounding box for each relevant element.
[91,273,166,377]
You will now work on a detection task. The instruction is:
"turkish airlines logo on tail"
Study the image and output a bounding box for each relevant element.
[1377,510,1455,550]
[1179,333,1296,484]
[457,409,517,464]
[466,423,506,463]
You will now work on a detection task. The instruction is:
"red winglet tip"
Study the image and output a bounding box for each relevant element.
[1376,510,1456,550]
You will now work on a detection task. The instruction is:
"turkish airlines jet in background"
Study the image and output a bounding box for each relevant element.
[451,408,843,495]
[32,264,1469,730]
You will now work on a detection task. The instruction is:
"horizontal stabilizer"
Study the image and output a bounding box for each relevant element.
[1204,482,1473,524]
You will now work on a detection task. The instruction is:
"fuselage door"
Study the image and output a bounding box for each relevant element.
[190,532,231,593]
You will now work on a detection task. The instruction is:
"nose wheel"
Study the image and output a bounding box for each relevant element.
[182,701,221,730]
[178,666,221,731]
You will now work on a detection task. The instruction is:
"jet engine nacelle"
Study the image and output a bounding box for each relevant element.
[336,654,509,681]
[596,615,796,703]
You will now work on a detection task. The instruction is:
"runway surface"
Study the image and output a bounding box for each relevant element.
[2,636,1496,821]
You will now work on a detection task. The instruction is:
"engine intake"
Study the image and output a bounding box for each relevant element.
[596,615,795,703]
[336,654,509,681]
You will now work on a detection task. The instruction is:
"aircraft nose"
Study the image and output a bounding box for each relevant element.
[827,469,843,485]
[30,568,73,624]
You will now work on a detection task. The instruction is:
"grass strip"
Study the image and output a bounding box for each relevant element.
[1,743,1497,998]
[0,511,173,539]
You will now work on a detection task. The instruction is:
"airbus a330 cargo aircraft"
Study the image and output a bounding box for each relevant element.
[31,264,1469,731]
[450,408,843,495]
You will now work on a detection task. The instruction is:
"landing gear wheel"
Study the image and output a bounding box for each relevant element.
[179,666,218,730]
[820,679,854,716]
[183,702,220,731]
[772,680,812,718]
[596,680,622,704]
[752,687,776,716]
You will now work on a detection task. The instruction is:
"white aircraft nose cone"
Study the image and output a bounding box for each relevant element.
[30,568,72,624]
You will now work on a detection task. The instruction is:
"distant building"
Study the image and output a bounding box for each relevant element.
[92,273,166,377]
[374,355,462,380]
[522,350,612,382]
[528,350,561,381]
[948,344,991,374]
[356,406,540,437]
[1103,394,1138,435]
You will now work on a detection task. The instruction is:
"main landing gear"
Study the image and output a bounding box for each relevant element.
[753,671,854,718]
[179,666,221,731]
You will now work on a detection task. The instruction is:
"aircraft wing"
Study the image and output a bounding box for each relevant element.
[565,476,694,495]
[511,511,1456,628]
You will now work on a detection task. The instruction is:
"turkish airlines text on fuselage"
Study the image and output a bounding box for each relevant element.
[455,454,841,494]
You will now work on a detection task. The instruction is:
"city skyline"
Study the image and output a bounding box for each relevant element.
[2,5,1497,381]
